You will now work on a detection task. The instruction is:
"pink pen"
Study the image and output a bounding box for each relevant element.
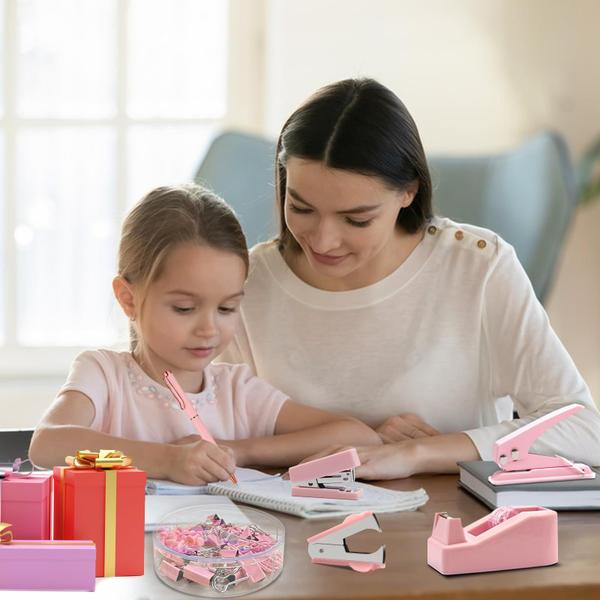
[163,370,238,485]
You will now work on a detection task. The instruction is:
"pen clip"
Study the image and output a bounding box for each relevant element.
[163,370,187,410]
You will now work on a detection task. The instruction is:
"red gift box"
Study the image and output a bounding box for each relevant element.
[53,450,146,577]
[0,473,52,540]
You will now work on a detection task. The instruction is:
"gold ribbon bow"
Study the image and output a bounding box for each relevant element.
[0,522,13,544]
[65,449,132,470]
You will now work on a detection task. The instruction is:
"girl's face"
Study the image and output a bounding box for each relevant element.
[284,158,416,289]
[135,242,246,390]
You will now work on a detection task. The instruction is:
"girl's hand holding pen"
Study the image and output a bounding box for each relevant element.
[170,439,237,486]
[163,370,238,485]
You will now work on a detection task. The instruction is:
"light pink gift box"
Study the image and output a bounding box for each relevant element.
[0,473,52,539]
[0,539,96,591]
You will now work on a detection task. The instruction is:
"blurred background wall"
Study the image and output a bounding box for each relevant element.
[1,0,599,426]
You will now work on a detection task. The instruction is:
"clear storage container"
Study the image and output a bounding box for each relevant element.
[153,504,285,597]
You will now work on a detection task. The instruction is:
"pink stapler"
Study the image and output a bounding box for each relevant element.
[289,448,362,500]
[307,511,385,572]
[489,403,596,485]
[427,506,558,575]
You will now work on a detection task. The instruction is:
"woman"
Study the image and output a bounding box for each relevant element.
[221,78,600,479]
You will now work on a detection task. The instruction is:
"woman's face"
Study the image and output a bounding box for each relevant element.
[284,157,416,288]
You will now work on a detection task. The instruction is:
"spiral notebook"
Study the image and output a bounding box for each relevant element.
[206,472,429,520]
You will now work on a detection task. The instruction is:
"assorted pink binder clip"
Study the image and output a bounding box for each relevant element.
[289,448,363,500]
[307,511,385,573]
[427,505,558,575]
[489,403,596,485]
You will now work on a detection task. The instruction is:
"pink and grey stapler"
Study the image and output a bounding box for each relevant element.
[289,448,363,500]
[489,403,596,485]
[307,511,385,572]
[427,506,558,575]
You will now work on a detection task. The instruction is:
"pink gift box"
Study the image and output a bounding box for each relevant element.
[0,473,52,540]
[0,539,96,591]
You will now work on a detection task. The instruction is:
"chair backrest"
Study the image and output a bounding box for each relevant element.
[194,131,278,248]
[429,131,577,303]
[0,429,34,463]
[194,130,576,304]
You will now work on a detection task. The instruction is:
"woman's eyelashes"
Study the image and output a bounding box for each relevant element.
[289,203,374,228]
[289,204,312,214]
[346,217,373,228]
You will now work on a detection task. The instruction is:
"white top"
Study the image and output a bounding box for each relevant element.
[220,216,600,464]
[58,350,288,442]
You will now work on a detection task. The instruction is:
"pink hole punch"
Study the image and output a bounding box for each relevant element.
[427,506,558,575]
[289,448,363,500]
[307,511,385,573]
[489,403,596,485]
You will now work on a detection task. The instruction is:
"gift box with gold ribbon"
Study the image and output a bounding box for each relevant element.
[53,450,145,577]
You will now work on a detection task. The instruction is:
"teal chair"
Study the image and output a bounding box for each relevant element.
[195,131,277,248]
[194,130,577,304]
[429,131,577,303]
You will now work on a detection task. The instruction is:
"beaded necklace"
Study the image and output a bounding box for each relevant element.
[126,354,217,411]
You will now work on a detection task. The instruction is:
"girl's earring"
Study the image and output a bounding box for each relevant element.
[130,315,136,322]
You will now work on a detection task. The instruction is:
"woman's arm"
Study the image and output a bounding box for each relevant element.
[221,400,382,467]
[30,391,236,485]
[298,432,479,480]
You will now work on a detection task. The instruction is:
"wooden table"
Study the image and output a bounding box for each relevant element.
[90,474,600,600]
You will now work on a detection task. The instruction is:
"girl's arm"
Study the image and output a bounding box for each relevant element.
[220,400,382,467]
[29,391,236,485]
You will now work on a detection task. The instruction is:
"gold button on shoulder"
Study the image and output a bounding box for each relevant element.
[477,239,487,249]
[427,225,437,235]
[454,230,464,241]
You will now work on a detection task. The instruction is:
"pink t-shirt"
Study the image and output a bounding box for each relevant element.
[58,350,288,443]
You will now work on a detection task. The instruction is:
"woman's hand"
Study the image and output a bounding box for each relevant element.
[169,440,236,485]
[375,413,440,443]
[296,432,479,481]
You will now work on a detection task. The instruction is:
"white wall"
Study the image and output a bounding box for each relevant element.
[261,0,600,404]
[6,0,599,428]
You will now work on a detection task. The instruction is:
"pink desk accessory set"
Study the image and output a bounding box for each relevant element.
[297,450,386,573]
[427,404,595,576]
[290,448,363,499]
[488,403,595,485]
[305,406,590,577]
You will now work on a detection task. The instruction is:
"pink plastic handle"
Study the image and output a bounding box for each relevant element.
[493,404,584,471]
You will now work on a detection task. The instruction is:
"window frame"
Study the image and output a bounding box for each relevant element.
[0,0,264,380]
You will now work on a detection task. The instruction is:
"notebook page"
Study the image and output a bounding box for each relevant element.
[207,476,428,519]
[146,467,279,495]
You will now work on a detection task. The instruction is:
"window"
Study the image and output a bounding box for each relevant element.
[0,0,230,375]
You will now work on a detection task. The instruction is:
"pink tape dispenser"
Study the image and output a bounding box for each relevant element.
[307,511,385,572]
[427,506,558,575]
[489,403,596,485]
[289,448,363,500]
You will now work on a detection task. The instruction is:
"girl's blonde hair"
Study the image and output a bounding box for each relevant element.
[118,184,249,351]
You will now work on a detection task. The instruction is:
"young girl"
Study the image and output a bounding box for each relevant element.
[29,184,381,484]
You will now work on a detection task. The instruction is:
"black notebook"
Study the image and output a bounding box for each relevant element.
[457,460,600,510]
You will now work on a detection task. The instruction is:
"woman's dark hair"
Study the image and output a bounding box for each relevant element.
[275,78,432,253]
